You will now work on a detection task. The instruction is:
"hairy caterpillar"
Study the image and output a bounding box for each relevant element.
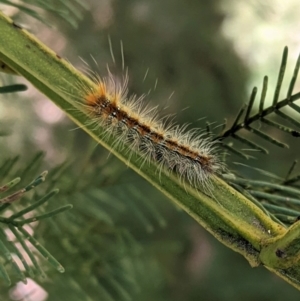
[74,67,224,192]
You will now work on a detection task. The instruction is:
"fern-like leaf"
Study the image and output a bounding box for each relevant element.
[0,0,88,28]
[0,168,72,284]
[218,47,300,157]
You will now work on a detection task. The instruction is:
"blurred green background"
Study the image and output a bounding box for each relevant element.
[1,0,300,300]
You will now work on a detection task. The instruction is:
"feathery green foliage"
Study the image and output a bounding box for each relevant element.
[216,47,300,159]
[0,168,71,285]
[0,0,88,28]
[0,140,170,299]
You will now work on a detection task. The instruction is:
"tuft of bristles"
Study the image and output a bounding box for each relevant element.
[80,71,224,191]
